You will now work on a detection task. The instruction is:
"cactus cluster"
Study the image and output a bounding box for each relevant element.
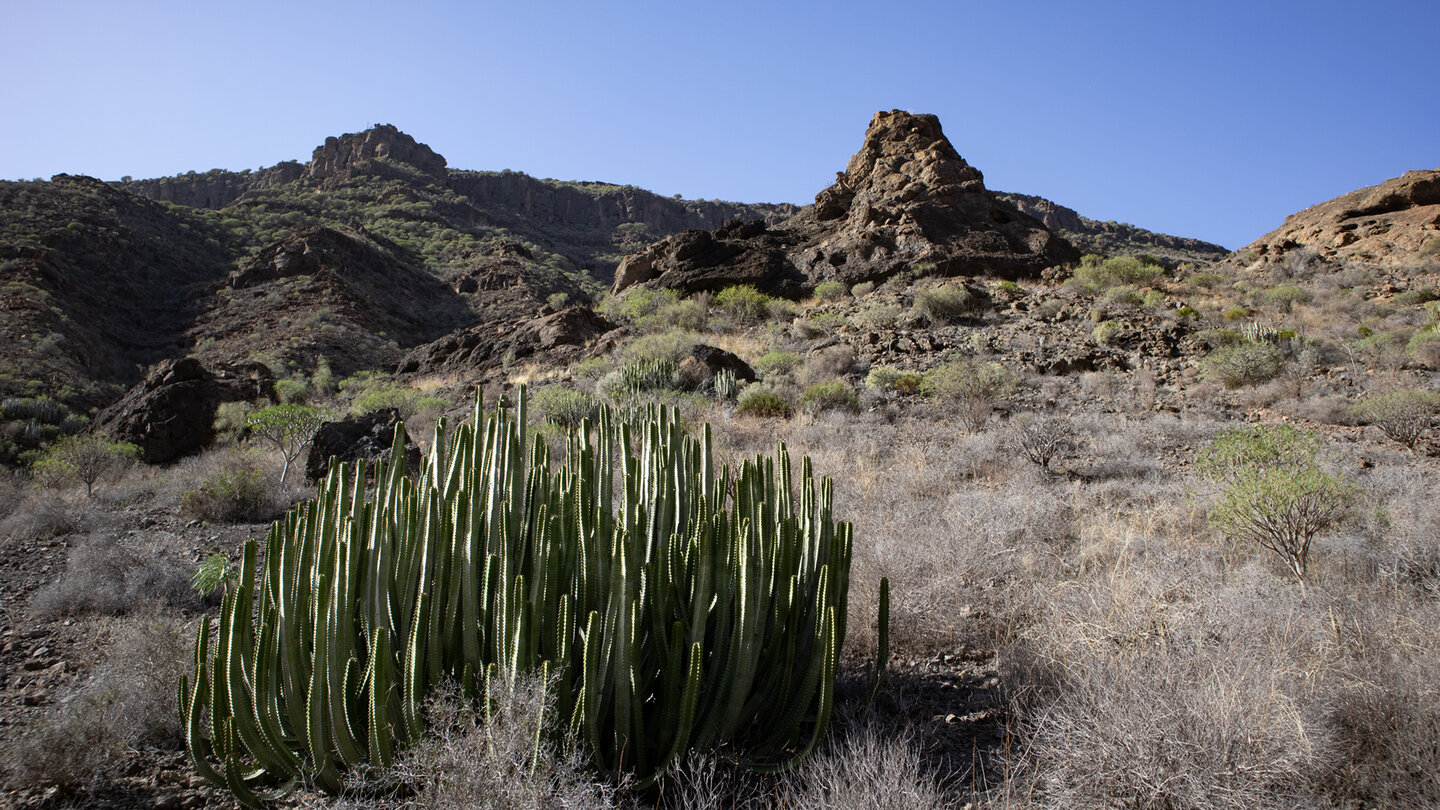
[180,389,882,805]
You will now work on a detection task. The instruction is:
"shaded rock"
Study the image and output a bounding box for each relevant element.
[613,111,1078,300]
[677,344,757,389]
[93,358,274,463]
[996,191,1230,265]
[305,409,421,482]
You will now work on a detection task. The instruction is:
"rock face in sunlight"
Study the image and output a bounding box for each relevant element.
[611,110,1080,298]
[1247,168,1440,264]
[307,123,449,181]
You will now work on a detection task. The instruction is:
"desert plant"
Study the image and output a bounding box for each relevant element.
[1197,425,1354,583]
[714,284,777,324]
[922,359,1012,429]
[618,357,680,396]
[1092,320,1123,347]
[712,369,738,401]
[181,467,275,523]
[180,391,883,804]
[1351,389,1440,449]
[865,366,922,395]
[753,351,801,380]
[531,385,600,429]
[849,281,875,298]
[800,381,860,415]
[30,433,141,496]
[813,281,848,301]
[1203,341,1285,388]
[1005,414,1075,472]
[736,385,792,418]
[911,284,975,324]
[245,404,328,484]
[193,552,238,598]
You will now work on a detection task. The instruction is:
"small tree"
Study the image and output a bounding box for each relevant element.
[1351,389,1440,449]
[32,433,141,496]
[1197,425,1354,584]
[245,404,328,484]
[1005,414,1075,473]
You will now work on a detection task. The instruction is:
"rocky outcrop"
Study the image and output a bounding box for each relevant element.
[93,358,274,463]
[397,306,617,378]
[304,409,421,482]
[612,111,1078,298]
[1246,169,1440,264]
[996,192,1230,265]
[308,124,447,181]
[117,163,305,210]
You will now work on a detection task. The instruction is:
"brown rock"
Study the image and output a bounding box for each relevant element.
[305,409,422,482]
[612,110,1078,299]
[1247,168,1440,264]
[92,358,275,463]
[308,124,447,181]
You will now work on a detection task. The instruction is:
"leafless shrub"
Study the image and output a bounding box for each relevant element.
[0,490,104,540]
[2,610,191,793]
[779,724,948,809]
[29,533,197,619]
[1004,414,1075,472]
[313,674,617,810]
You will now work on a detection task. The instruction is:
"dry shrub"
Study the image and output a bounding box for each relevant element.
[2,611,191,793]
[314,674,616,810]
[779,724,948,809]
[799,344,856,387]
[171,446,292,523]
[29,532,196,619]
[0,489,105,540]
[1005,564,1337,810]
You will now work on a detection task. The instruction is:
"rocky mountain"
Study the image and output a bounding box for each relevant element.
[995,191,1230,266]
[1245,168,1440,265]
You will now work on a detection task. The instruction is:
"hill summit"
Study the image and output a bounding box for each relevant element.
[612,110,1079,297]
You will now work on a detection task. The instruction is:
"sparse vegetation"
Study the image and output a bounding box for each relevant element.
[30,433,140,496]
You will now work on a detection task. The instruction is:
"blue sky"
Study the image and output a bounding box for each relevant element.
[2,0,1435,249]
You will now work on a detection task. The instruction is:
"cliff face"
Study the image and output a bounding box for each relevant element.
[118,162,304,209]
[448,171,796,235]
[307,124,447,181]
[997,192,1231,265]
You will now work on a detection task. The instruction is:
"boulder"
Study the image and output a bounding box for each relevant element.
[677,344,757,390]
[93,358,274,463]
[305,409,422,483]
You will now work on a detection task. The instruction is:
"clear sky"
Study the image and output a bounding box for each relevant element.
[2,0,1435,249]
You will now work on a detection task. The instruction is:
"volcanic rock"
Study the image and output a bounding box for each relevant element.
[677,344,757,390]
[613,111,1078,299]
[1247,169,1440,264]
[397,306,617,378]
[307,124,448,182]
[305,408,422,482]
[93,358,275,463]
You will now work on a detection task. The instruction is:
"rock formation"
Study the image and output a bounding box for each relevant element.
[1247,169,1440,264]
[93,358,274,463]
[305,408,421,482]
[307,124,447,181]
[612,110,1079,298]
[397,306,616,379]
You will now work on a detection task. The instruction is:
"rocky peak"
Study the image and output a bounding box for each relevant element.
[1247,168,1440,264]
[613,110,1077,297]
[308,124,447,181]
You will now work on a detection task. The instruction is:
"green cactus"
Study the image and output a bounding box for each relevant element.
[181,388,882,805]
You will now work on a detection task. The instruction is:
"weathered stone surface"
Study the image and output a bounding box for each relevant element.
[996,191,1231,265]
[305,408,421,482]
[1247,169,1440,264]
[93,358,274,463]
[612,111,1078,300]
[308,124,447,181]
[397,306,617,378]
[677,344,757,389]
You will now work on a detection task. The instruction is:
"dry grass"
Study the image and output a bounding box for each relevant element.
[1,610,191,794]
[28,531,198,619]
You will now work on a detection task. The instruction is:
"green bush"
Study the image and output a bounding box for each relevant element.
[1099,285,1142,308]
[530,386,599,429]
[181,468,272,523]
[912,285,976,324]
[1067,255,1164,293]
[1197,425,1354,582]
[800,381,859,414]
[598,286,680,326]
[864,366,922,394]
[849,281,875,298]
[714,284,778,324]
[1252,284,1312,311]
[619,330,701,366]
[31,433,141,496]
[1351,389,1440,448]
[753,351,801,379]
[1092,320,1123,346]
[813,280,848,301]
[921,360,1013,404]
[736,385,792,417]
[855,302,902,329]
[1203,341,1285,388]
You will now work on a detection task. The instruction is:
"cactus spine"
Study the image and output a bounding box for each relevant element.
[181,389,876,805]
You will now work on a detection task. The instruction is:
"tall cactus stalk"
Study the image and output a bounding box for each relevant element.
[181,389,883,805]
